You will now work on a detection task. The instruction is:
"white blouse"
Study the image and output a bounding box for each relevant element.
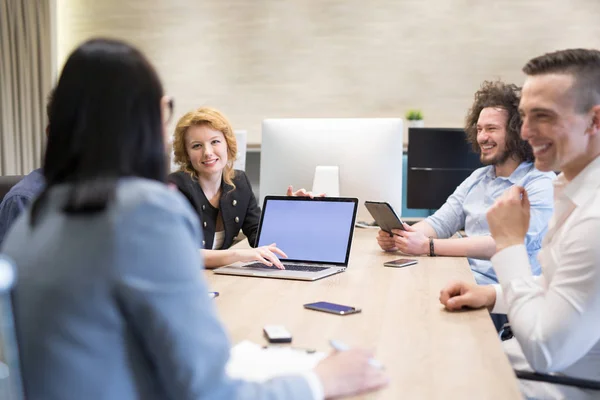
[212,231,225,250]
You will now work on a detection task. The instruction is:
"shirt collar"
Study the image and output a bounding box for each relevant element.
[484,161,533,184]
[561,155,600,208]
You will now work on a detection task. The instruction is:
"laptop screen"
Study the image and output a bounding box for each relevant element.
[257,197,357,264]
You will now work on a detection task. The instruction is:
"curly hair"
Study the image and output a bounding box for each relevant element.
[172,107,238,189]
[464,81,533,163]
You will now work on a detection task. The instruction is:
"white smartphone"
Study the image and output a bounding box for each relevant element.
[263,325,293,343]
[383,258,418,268]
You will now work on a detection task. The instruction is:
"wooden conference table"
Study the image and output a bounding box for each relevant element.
[205,228,521,399]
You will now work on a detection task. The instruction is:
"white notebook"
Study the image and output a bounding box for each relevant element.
[226,340,326,382]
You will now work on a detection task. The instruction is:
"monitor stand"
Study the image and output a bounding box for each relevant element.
[312,166,339,197]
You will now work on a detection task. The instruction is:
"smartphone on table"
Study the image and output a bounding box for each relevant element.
[383,258,418,268]
[303,301,362,315]
[364,201,406,234]
[263,325,293,343]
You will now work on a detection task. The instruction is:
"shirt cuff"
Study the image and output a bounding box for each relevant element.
[301,371,324,400]
[490,284,507,314]
[490,244,533,284]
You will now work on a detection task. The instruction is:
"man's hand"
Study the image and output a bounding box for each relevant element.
[439,281,496,311]
[486,186,530,253]
[376,229,398,252]
[286,185,326,198]
[389,223,429,256]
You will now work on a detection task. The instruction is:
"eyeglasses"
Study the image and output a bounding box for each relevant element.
[164,96,175,124]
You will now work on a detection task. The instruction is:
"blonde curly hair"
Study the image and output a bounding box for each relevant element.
[172,107,238,188]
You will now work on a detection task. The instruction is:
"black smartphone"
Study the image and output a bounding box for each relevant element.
[364,201,405,234]
[383,258,418,268]
[303,301,362,315]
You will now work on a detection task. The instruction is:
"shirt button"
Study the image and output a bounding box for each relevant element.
[202,205,206,211]
[203,221,207,228]
[235,216,240,223]
[232,199,237,206]
[202,240,206,246]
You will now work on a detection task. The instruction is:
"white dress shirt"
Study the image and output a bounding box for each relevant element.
[491,155,600,399]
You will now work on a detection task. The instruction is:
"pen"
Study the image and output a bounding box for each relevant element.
[208,291,219,299]
[329,339,384,369]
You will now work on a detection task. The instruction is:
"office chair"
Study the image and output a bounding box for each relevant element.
[0,256,24,399]
[499,324,600,391]
[0,176,23,203]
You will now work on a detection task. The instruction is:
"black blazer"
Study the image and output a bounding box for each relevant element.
[168,170,261,250]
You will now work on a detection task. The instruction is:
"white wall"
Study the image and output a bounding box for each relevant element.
[57,0,600,144]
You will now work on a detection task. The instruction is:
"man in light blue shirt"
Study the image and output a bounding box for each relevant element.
[378,81,555,285]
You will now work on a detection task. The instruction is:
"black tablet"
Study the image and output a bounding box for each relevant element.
[364,201,406,234]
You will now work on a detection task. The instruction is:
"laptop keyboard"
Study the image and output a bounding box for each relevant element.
[243,262,329,272]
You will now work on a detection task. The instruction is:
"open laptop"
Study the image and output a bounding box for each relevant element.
[214,196,358,281]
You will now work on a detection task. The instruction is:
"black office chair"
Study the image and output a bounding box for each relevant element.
[0,176,23,203]
[500,324,600,391]
[0,256,24,399]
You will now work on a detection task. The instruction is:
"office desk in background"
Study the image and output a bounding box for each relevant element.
[205,229,521,399]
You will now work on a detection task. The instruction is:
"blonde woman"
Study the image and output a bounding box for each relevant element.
[169,107,310,269]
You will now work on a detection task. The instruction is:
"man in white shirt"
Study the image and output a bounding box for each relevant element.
[439,48,600,399]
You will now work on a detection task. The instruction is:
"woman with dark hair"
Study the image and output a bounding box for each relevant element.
[0,38,386,400]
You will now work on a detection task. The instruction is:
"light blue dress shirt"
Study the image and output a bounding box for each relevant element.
[425,162,555,285]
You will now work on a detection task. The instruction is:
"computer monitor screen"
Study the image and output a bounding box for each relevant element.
[407,128,483,210]
[260,118,403,220]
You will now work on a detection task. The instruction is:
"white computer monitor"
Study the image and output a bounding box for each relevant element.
[233,130,248,171]
[260,118,403,221]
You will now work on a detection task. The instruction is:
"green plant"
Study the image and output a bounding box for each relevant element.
[405,109,424,121]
